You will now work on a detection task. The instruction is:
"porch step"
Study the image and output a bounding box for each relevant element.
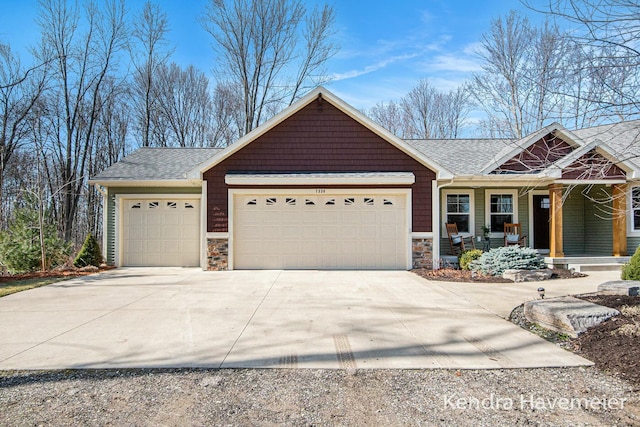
[568,263,624,273]
[545,256,630,273]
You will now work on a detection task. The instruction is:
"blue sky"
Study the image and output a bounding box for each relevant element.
[0,0,540,111]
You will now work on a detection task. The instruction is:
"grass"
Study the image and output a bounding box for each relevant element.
[0,277,71,298]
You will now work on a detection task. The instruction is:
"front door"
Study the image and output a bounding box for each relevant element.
[533,195,550,250]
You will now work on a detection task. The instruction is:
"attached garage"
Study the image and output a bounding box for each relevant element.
[231,189,410,269]
[120,197,200,267]
[92,87,446,271]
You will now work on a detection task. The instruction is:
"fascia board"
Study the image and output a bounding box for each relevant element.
[87,179,202,188]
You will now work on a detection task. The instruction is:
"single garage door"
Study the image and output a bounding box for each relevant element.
[122,199,200,267]
[233,192,408,269]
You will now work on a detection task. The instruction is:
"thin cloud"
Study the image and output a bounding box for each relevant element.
[331,53,419,81]
[428,54,483,73]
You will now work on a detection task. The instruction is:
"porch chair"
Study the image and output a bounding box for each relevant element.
[504,223,527,247]
[445,223,475,255]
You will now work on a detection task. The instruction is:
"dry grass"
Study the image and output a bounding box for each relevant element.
[0,277,70,297]
[620,304,640,317]
[614,322,640,338]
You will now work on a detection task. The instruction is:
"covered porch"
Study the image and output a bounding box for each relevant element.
[544,182,630,271]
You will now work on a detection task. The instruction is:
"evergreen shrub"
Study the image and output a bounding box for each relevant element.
[74,234,103,268]
[621,245,640,280]
[470,245,545,276]
[459,249,483,270]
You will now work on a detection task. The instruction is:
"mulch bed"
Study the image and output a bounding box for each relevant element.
[573,294,640,388]
[413,267,584,283]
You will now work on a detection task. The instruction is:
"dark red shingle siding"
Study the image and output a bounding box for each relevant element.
[204,101,435,232]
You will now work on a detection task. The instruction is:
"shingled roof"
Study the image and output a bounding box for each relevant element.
[92,120,640,184]
[405,138,516,176]
[91,147,222,183]
[572,120,640,166]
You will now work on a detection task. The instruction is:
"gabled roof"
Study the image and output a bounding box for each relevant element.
[407,120,640,180]
[479,123,585,175]
[188,86,454,179]
[90,147,221,186]
[543,139,640,180]
[572,119,640,169]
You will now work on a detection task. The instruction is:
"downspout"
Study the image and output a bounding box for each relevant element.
[432,178,455,269]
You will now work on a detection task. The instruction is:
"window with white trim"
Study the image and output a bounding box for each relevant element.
[442,190,474,234]
[631,187,640,231]
[485,190,518,234]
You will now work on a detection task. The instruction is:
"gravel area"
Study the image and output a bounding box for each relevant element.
[2,368,639,426]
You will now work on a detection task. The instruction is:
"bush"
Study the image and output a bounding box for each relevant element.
[621,245,640,280]
[74,234,103,268]
[470,245,545,276]
[459,249,483,270]
[0,206,71,273]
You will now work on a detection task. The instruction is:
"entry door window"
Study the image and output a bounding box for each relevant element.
[633,187,640,231]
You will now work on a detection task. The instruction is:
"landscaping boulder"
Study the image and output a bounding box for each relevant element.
[503,268,553,282]
[597,280,640,296]
[524,296,620,338]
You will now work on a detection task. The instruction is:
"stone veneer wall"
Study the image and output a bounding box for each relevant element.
[208,237,431,270]
[412,238,433,269]
[207,238,229,271]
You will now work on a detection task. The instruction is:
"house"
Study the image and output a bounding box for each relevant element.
[90,87,640,271]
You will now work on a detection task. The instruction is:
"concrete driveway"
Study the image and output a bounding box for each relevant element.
[0,268,599,370]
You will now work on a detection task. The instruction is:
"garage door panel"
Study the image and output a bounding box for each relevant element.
[233,192,408,269]
[122,198,200,267]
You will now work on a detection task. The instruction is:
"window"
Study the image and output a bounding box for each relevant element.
[383,199,393,206]
[364,197,374,206]
[485,190,518,234]
[632,187,640,231]
[305,199,315,205]
[167,201,177,209]
[445,194,471,233]
[442,190,474,235]
[185,202,195,209]
[344,198,355,206]
[266,198,277,206]
[286,198,296,205]
[131,202,141,209]
[148,201,159,209]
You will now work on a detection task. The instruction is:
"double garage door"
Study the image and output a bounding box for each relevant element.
[233,192,409,269]
[121,198,200,267]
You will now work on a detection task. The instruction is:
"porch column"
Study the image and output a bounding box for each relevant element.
[612,183,627,256]
[549,183,564,257]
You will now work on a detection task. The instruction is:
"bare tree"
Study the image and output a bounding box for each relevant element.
[210,81,243,147]
[471,11,570,138]
[369,100,409,138]
[0,43,47,228]
[201,0,338,134]
[155,63,213,147]
[369,80,471,139]
[526,0,640,121]
[34,0,128,242]
[130,0,172,147]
